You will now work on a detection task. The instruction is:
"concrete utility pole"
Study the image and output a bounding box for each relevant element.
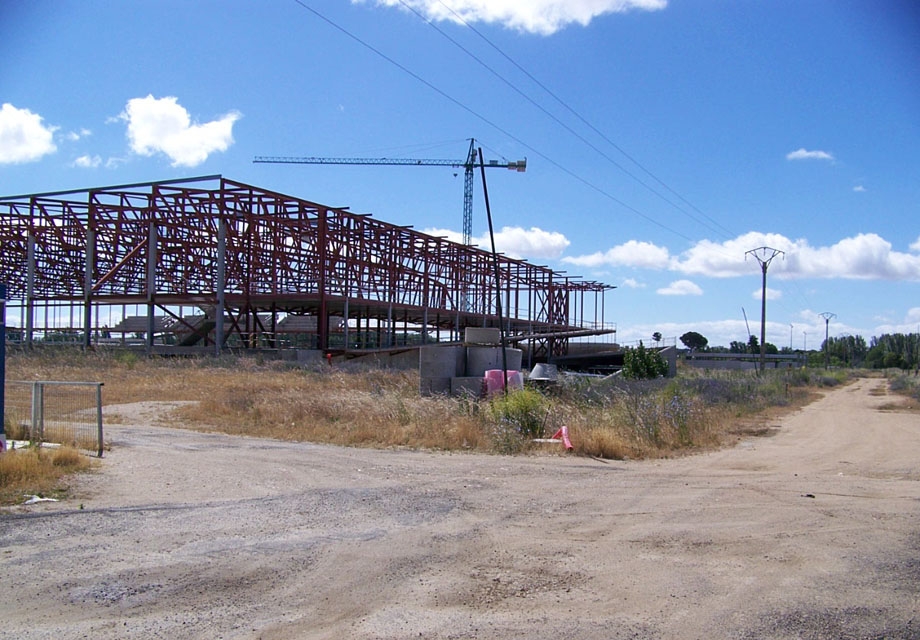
[746,247,785,372]
[820,312,836,370]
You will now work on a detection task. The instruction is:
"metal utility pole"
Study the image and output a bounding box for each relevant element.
[0,283,5,452]
[254,139,526,246]
[746,247,784,372]
[478,148,508,395]
[820,312,836,370]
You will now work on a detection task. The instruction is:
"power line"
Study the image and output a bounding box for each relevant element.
[291,1,824,323]
[395,0,734,241]
[291,0,699,243]
[432,0,738,241]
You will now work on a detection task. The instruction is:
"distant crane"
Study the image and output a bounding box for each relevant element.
[254,139,526,246]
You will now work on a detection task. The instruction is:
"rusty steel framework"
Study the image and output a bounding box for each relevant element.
[0,176,613,356]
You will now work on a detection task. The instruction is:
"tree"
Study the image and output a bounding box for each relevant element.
[679,331,708,352]
[866,333,918,370]
[729,340,748,354]
[622,341,669,379]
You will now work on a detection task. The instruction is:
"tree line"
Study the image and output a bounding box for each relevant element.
[677,331,920,370]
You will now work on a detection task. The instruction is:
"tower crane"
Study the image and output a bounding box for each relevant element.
[254,139,526,246]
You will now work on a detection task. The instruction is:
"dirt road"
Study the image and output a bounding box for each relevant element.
[1,378,918,639]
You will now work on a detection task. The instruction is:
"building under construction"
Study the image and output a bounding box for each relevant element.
[0,175,614,360]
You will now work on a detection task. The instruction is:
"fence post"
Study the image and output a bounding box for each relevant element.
[96,383,104,458]
[30,381,46,444]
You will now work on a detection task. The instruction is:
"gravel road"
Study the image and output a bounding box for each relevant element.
[1,377,918,639]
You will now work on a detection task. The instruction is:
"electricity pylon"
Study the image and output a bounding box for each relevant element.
[746,246,785,372]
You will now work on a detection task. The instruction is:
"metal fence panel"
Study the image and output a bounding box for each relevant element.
[3,381,104,457]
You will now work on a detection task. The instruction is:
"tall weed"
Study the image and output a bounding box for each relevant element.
[5,351,843,461]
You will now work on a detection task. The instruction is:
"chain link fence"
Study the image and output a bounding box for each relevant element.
[3,381,104,457]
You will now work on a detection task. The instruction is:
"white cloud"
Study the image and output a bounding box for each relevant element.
[422,225,570,259]
[853,185,866,192]
[566,231,920,282]
[786,147,834,161]
[751,287,781,301]
[657,279,702,296]
[871,307,920,336]
[363,0,667,35]
[120,95,241,167]
[621,278,644,289]
[488,226,570,259]
[66,128,92,142]
[782,233,920,281]
[673,232,920,281]
[0,103,57,164]
[73,155,102,168]
[562,239,670,269]
[422,227,463,244]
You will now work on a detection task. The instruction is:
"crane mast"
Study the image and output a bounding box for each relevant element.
[254,138,526,246]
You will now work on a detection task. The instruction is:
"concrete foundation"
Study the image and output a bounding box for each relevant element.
[466,347,523,377]
[419,345,465,378]
[464,327,501,345]
[419,377,452,396]
[450,377,485,398]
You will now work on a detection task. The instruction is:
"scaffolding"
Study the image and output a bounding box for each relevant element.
[0,175,614,357]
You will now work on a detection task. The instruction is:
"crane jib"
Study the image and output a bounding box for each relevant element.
[252,156,525,171]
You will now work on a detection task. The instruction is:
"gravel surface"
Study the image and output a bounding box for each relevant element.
[1,378,918,639]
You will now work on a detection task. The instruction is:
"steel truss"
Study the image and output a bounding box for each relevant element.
[0,176,613,355]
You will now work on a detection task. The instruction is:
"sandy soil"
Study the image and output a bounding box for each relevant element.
[1,377,918,639]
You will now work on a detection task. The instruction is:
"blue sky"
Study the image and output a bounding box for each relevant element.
[2,0,918,348]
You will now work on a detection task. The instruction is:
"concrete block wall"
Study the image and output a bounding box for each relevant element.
[419,342,524,397]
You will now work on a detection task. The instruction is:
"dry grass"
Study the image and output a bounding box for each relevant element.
[0,446,94,505]
[5,348,839,466]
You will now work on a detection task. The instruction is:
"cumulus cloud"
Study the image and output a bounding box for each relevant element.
[786,148,834,161]
[621,278,644,289]
[678,232,920,281]
[422,225,570,259]
[487,226,570,259]
[0,103,57,164]
[657,279,702,296]
[566,231,920,281]
[562,239,670,269]
[73,155,102,168]
[853,185,866,192]
[781,233,920,281]
[752,287,781,301]
[120,95,241,167]
[363,0,666,35]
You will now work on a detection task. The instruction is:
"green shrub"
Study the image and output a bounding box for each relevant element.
[485,388,551,452]
[622,342,668,380]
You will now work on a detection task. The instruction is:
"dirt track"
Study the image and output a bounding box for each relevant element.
[1,377,918,639]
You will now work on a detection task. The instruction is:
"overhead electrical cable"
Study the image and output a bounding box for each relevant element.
[292,0,698,243]
[433,0,738,240]
[293,1,820,334]
[428,0,821,316]
[394,0,731,241]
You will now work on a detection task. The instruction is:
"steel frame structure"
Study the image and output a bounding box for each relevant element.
[0,176,613,356]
